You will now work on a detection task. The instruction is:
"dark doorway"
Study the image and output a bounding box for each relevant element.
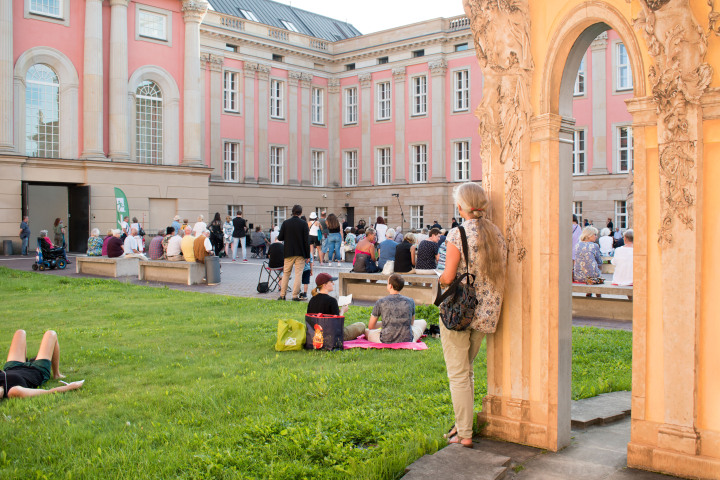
[68,185,90,253]
[345,207,354,229]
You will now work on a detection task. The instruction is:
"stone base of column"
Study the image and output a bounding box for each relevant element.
[243,176,257,184]
[182,157,203,166]
[80,151,108,161]
[256,176,269,184]
[109,153,131,162]
[429,175,446,183]
[359,180,372,186]
[0,144,15,153]
[287,179,300,186]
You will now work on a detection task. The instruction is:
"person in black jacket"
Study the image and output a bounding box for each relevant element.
[231,211,248,262]
[277,205,310,301]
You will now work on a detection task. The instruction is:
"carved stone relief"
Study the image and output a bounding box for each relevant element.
[631,0,715,246]
[463,0,533,262]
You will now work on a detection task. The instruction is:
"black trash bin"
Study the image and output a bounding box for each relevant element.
[3,240,13,256]
[205,255,221,285]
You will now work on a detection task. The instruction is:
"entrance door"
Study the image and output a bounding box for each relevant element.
[345,207,354,229]
[68,186,90,252]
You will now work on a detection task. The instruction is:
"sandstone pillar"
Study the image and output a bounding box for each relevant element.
[243,62,256,182]
[81,0,105,160]
[0,0,14,152]
[203,54,223,178]
[393,67,406,184]
[589,33,607,174]
[359,74,372,185]
[300,74,312,185]
[109,0,130,161]
[288,71,300,185]
[328,79,340,187]
[181,1,207,165]
[429,59,447,182]
[256,64,270,183]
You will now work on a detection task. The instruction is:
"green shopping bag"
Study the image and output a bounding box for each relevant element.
[275,319,306,351]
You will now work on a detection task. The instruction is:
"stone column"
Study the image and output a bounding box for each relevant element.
[328,79,341,187]
[359,73,372,185]
[287,71,301,185]
[429,58,447,182]
[300,74,312,185]
[256,64,270,183]
[392,67,406,184]
[589,33,607,174]
[0,0,14,152]
[81,0,105,160]
[203,53,223,178]
[109,0,130,161]
[243,62,257,182]
[181,1,208,165]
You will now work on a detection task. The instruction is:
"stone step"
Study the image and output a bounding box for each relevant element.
[403,443,511,480]
[571,391,631,429]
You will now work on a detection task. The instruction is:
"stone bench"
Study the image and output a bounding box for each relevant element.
[338,272,439,305]
[138,260,206,285]
[572,283,633,321]
[76,256,140,277]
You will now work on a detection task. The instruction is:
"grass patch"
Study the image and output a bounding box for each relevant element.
[0,267,630,479]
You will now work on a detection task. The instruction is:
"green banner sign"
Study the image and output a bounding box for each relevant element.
[114,188,129,230]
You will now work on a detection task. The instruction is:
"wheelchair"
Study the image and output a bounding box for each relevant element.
[32,238,67,271]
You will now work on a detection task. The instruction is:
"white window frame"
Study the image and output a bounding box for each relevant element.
[273,206,287,228]
[223,141,239,182]
[269,145,285,185]
[25,0,69,26]
[376,81,391,121]
[453,69,469,112]
[312,87,324,125]
[227,205,243,217]
[375,206,388,221]
[240,9,258,22]
[135,5,173,47]
[572,129,586,175]
[281,20,300,32]
[135,80,163,165]
[344,150,358,187]
[411,143,428,183]
[453,206,464,225]
[411,75,428,116]
[574,56,586,96]
[410,205,424,230]
[615,201,628,229]
[25,64,60,158]
[573,202,583,228]
[615,125,633,173]
[311,150,325,187]
[344,87,358,125]
[454,140,470,181]
[223,70,240,113]
[377,147,392,185]
[270,79,284,119]
[615,42,632,91]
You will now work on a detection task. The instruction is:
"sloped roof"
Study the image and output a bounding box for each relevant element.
[208,0,362,42]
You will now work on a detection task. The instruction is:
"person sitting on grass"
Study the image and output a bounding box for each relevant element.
[1,329,83,400]
[307,273,365,341]
[366,274,426,343]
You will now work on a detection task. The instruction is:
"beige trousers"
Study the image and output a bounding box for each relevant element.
[280,256,305,299]
[439,322,486,440]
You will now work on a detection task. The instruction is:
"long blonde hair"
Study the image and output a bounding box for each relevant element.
[454,182,506,287]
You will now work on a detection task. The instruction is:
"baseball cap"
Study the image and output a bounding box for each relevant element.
[315,273,338,287]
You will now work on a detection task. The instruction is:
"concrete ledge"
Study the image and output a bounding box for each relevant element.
[571,391,631,429]
[138,260,205,285]
[76,256,140,277]
[572,296,633,321]
[338,272,439,305]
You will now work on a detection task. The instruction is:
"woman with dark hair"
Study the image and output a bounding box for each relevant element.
[209,212,224,256]
[374,217,387,243]
[53,218,65,247]
[325,213,343,265]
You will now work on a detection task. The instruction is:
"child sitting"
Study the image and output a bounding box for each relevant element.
[366,274,426,343]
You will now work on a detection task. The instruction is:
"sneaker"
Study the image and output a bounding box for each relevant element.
[298,292,306,299]
[291,297,302,302]
[277,296,285,301]
[337,262,342,267]
[232,259,236,262]
[243,259,248,262]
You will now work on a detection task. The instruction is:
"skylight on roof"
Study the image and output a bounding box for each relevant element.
[240,9,258,22]
[281,20,300,33]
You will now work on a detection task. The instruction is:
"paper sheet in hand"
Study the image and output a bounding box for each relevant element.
[338,294,352,307]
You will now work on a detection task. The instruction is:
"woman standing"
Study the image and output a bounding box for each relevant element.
[374,217,388,243]
[209,212,224,256]
[223,215,234,258]
[308,212,321,260]
[325,213,343,265]
[52,218,65,247]
[438,182,507,448]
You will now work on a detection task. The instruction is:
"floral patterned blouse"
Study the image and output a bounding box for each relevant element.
[573,241,602,282]
[86,236,103,256]
[446,218,507,333]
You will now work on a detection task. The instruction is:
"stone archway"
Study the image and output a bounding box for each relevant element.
[462,0,720,477]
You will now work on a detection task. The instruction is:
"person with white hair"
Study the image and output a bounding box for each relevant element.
[598,227,614,256]
[394,226,403,243]
[123,227,148,260]
[192,215,207,237]
[86,228,103,256]
[377,228,398,271]
[573,226,602,285]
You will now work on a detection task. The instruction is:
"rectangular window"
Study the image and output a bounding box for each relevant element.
[411,75,428,116]
[272,54,284,63]
[273,206,287,227]
[30,0,61,18]
[574,56,585,96]
[453,70,469,112]
[616,43,632,91]
[411,144,428,183]
[270,79,284,119]
[344,87,358,125]
[617,126,633,173]
[345,63,356,71]
[270,146,284,185]
[138,10,167,40]
[410,205,424,230]
[375,206,388,221]
[453,206,464,225]
[377,147,392,185]
[281,20,299,32]
[573,202,583,227]
[376,81,391,121]
[223,142,239,182]
[615,201,628,229]
[454,43,469,52]
[223,71,239,112]
[240,9,258,22]
[572,129,586,175]
[312,87,324,124]
[344,150,358,187]
[311,151,325,187]
[412,49,425,58]
[454,141,470,181]
[225,44,237,53]
[227,205,243,217]
[378,56,389,65]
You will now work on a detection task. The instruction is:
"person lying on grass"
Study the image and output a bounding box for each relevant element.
[366,274,426,343]
[1,330,83,400]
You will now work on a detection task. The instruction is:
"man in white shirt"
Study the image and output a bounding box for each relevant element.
[611,229,633,286]
[123,227,148,260]
[166,230,183,261]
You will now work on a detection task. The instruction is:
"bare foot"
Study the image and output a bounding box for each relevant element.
[59,380,84,392]
[53,373,66,380]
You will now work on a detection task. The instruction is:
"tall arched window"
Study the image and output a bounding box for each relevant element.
[25,64,60,157]
[135,81,163,164]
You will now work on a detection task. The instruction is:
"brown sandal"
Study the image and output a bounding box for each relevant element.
[447,433,473,448]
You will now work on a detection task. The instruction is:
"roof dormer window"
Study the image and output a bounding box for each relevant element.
[240,9,258,22]
[281,20,300,32]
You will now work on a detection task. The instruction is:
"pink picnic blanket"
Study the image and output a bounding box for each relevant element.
[343,334,428,351]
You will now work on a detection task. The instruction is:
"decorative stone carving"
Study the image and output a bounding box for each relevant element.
[300,73,313,88]
[392,67,406,82]
[632,0,713,246]
[181,1,208,23]
[328,78,340,94]
[710,0,720,37]
[243,62,258,78]
[256,63,271,80]
[429,58,447,76]
[201,53,223,72]
[463,0,534,262]
[359,73,372,88]
[288,70,302,86]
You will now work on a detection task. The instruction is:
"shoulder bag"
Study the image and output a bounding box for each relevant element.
[434,226,477,331]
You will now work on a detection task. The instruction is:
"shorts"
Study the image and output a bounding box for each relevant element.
[4,359,52,384]
[302,268,311,285]
[309,235,321,247]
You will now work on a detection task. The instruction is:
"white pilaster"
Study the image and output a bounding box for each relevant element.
[109,0,130,161]
[328,79,340,187]
[82,0,106,160]
[243,62,256,182]
[300,74,312,186]
[288,71,300,185]
[393,67,406,183]
[203,54,223,178]
[0,0,14,151]
[590,33,608,174]
[429,58,447,182]
[181,1,208,165]
[359,73,372,185]
[256,64,270,182]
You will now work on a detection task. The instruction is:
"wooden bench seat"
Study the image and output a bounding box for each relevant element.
[572,282,633,321]
[138,260,206,285]
[338,272,439,305]
[76,256,140,277]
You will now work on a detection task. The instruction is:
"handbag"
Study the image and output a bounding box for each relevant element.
[381,260,395,275]
[305,314,345,351]
[257,281,269,293]
[275,319,306,351]
[434,226,477,331]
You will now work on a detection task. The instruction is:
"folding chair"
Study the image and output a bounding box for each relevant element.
[258,261,284,292]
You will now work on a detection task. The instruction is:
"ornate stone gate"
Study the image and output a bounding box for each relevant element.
[463,0,720,477]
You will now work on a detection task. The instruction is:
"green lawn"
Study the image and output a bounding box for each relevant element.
[0,267,631,479]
